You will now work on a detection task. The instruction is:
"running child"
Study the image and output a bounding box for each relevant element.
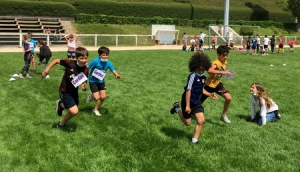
[86,46,121,116]
[41,46,89,128]
[200,45,233,124]
[170,52,218,144]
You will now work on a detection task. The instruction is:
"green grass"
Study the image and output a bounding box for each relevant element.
[0,48,300,171]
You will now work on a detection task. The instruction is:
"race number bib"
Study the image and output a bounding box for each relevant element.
[71,72,87,88]
[92,68,106,80]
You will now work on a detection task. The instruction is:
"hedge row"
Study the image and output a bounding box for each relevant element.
[0,0,295,28]
[74,1,294,22]
[75,13,296,29]
[0,0,76,17]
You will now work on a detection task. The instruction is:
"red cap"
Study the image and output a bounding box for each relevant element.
[69,34,74,38]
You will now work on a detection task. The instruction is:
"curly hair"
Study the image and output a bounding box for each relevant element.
[252,83,273,109]
[188,52,211,72]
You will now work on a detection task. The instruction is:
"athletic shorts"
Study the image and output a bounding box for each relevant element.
[251,45,257,49]
[60,92,79,109]
[264,45,268,49]
[246,45,250,50]
[289,44,294,48]
[279,44,283,48]
[180,101,204,119]
[200,82,229,103]
[89,82,106,93]
[67,51,76,58]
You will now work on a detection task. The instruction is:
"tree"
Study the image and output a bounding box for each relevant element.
[287,0,300,32]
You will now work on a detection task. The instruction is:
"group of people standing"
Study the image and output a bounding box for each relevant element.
[182,31,207,52]
[170,45,281,144]
[246,34,297,55]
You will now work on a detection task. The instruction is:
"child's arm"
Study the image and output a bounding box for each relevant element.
[207,64,232,75]
[41,59,60,78]
[203,89,218,100]
[185,90,191,113]
[112,70,121,79]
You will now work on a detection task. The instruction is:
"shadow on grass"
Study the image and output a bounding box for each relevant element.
[205,118,225,126]
[161,127,191,141]
[51,122,77,132]
[236,114,252,122]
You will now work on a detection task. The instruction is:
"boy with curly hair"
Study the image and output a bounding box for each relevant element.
[170,52,218,144]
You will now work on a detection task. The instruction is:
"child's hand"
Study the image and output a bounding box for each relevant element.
[224,70,232,76]
[81,83,87,91]
[41,70,48,78]
[115,75,121,79]
[209,93,218,100]
[185,106,191,114]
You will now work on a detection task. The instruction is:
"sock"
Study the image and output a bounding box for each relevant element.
[175,107,180,112]
[192,138,198,143]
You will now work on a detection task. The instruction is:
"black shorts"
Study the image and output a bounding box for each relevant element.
[246,45,250,50]
[60,92,79,109]
[289,44,294,48]
[279,44,283,48]
[200,82,229,103]
[264,45,268,49]
[89,82,106,93]
[180,101,204,119]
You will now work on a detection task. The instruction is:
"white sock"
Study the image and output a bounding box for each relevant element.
[192,138,198,143]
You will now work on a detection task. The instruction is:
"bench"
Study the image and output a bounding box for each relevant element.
[17,17,38,21]
[40,18,60,22]
[0,20,16,24]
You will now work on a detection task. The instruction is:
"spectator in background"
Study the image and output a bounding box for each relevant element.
[270,35,276,54]
[45,28,52,40]
[211,34,216,50]
[256,34,260,54]
[64,33,78,60]
[199,31,205,47]
[288,40,298,52]
[277,36,284,54]
[263,35,269,55]
[54,29,62,41]
[182,32,188,51]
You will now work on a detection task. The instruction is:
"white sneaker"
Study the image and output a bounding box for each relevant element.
[86,93,93,103]
[92,109,101,116]
[45,75,50,78]
[220,115,231,124]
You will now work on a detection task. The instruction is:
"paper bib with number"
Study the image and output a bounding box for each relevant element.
[71,72,87,88]
[92,68,106,80]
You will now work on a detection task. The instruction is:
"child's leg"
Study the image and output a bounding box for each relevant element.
[177,110,191,126]
[221,92,232,116]
[94,90,106,110]
[60,105,79,126]
[193,112,205,142]
[31,55,36,71]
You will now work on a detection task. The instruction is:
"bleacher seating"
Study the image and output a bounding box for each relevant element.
[0,16,66,45]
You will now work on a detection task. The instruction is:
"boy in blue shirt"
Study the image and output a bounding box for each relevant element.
[86,46,121,116]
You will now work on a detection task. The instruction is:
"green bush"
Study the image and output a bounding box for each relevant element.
[240,27,254,36]
[0,0,76,16]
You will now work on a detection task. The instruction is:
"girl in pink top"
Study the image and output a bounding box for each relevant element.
[64,33,78,60]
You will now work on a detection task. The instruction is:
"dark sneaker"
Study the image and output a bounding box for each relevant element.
[56,122,65,128]
[170,102,179,114]
[56,99,64,116]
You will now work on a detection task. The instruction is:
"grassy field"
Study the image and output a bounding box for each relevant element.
[0,47,300,171]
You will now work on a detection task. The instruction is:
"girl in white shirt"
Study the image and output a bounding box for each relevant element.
[250,83,281,126]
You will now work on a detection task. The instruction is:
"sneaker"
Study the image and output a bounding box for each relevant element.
[26,75,32,78]
[86,93,93,104]
[170,102,179,114]
[45,75,50,78]
[56,122,65,128]
[56,99,64,116]
[92,109,101,116]
[19,75,24,78]
[220,115,231,124]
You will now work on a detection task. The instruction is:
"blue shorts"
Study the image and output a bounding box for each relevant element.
[67,51,76,58]
[60,92,79,109]
[252,45,257,49]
